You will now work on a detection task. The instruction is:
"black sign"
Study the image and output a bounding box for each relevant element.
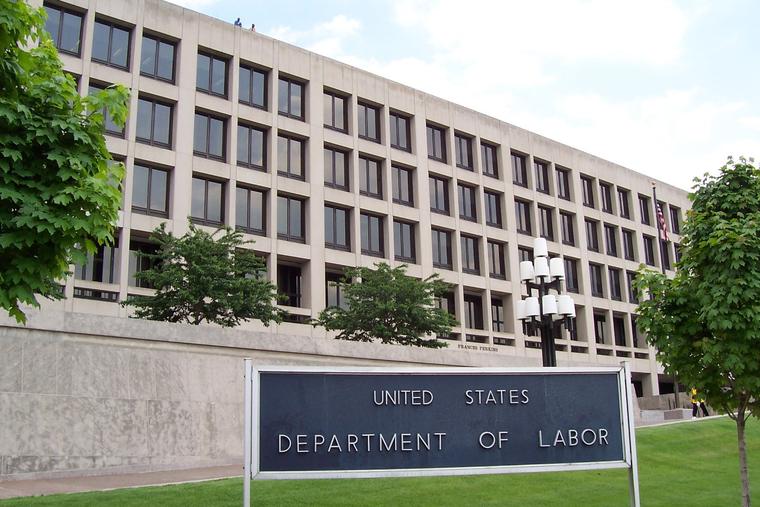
[256,369,626,475]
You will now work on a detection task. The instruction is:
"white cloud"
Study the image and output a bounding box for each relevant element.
[269,15,361,57]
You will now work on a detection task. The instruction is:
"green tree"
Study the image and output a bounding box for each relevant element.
[0,0,129,323]
[313,263,457,348]
[635,157,760,507]
[122,223,285,327]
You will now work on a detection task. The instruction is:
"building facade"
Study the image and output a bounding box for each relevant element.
[34,0,689,397]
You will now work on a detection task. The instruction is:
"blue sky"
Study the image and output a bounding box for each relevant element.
[172,0,760,191]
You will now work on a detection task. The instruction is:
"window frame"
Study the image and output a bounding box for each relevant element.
[389,111,411,152]
[193,111,226,161]
[131,163,169,217]
[277,195,306,243]
[599,182,613,213]
[432,228,452,269]
[360,212,385,257]
[463,293,484,330]
[135,96,173,148]
[460,234,480,274]
[484,191,503,228]
[585,218,599,252]
[44,3,84,56]
[535,160,550,194]
[538,205,554,241]
[191,176,225,226]
[608,267,622,301]
[277,264,302,307]
[511,152,528,187]
[670,206,681,234]
[277,134,306,180]
[515,199,532,235]
[618,188,631,219]
[564,257,579,293]
[581,175,595,208]
[639,195,652,225]
[324,204,351,251]
[239,63,268,110]
[426,124,446,162]
[323,145,349,191]
[589,262,604,298]
[487,240,507,280]
[140,33,175,83]
[92,18,131,70]
[323,89,348,133]
[622,229,636,261]
[643,234,656,266]
[196,50,228,98]
[481,142,499,178]
[429,175,449,215]
[458,184,477,222]
[235,185,266,236]
[236,122,267,171]
[393,220,416,263]
[358,155,383,199]
[357,101,381,143]
[391,164,414,206]
[454,132,474,170]
[604,223,618,257]
[556,167,571,200]
[278,76,305,120]
[560,211,575,246]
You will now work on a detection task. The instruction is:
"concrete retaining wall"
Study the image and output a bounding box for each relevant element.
[0,308,534,480]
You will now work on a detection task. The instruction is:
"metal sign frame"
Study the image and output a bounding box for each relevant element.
[243,361,639,506]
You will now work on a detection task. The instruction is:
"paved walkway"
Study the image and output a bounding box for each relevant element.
[0,465,241,500]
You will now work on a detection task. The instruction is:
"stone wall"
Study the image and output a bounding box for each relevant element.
[0,308,532,480]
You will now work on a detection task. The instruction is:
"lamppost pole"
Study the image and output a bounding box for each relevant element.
[517,237,575,367]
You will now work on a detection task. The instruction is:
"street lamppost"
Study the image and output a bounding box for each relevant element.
[516,237,576,367]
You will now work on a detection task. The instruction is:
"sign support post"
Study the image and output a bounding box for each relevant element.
[243,358,253,507]
[623,362,641,507]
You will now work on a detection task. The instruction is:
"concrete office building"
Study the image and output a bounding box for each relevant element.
[0,0,693,479]
[29,0,687,399]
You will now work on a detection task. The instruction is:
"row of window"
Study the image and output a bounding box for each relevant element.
[75,240,644,349]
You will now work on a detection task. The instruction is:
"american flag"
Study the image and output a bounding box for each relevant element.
[656,203,669,241]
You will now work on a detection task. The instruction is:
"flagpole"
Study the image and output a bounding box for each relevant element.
[651,182,679,408]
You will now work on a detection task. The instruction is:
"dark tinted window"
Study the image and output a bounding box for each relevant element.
[278,77,304,120]
[394,220,415,262]
[618,188,631,219]
[564,258,579,293]
[277,195,305,242]
[324,91,347,132]
[556,167,571,200]
[643,234,655,266]
[458,184,477,222]
[670,206,681,234]
[481,142,498,177]
[535,160,550,193]
[136,97,172,147]
[511,152,528,187]
[131,164,168,217]
[639,195,651,225]
[324,147,349,190]
[359,156,382,198]
[240,65,267,109]
[560,212,575,246]
[358,102,380,142]
[604,224,618,257]
[197,52,228,97]
[92,20,130,69]
[44,4,83,56]
[325,205,350,250]
[515,199,532,234]
[455,133,473,170]
[622,229,636,260]
[581,176,595,207]
[461,235,480,274]
[484,192,502,228]
[390,112,411,151]
[429,176,449,215]
[589,263,604,297]
[585,219,599,252]
[278,265,302,307]
[464,294,483,329]
[432,229,452,269]
[488,241,506,279]
[426,124,446,162]
[277,135,305,180]
[609,268,622,301]
[538,206,554,241]
[600,182,613,213]
[193,112,225,160]
[235,186,265,235]
[392,165,414,206]
[140,34,174,82]
[237,123,266,170]
[360,213,384,257]
[191,177,224,225]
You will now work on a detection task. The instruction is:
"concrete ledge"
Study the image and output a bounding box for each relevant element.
[664,408,692,420]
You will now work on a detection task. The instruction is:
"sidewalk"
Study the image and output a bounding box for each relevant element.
[0,465,241,500]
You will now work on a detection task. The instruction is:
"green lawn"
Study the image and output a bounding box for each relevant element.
[2,417,756,506]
